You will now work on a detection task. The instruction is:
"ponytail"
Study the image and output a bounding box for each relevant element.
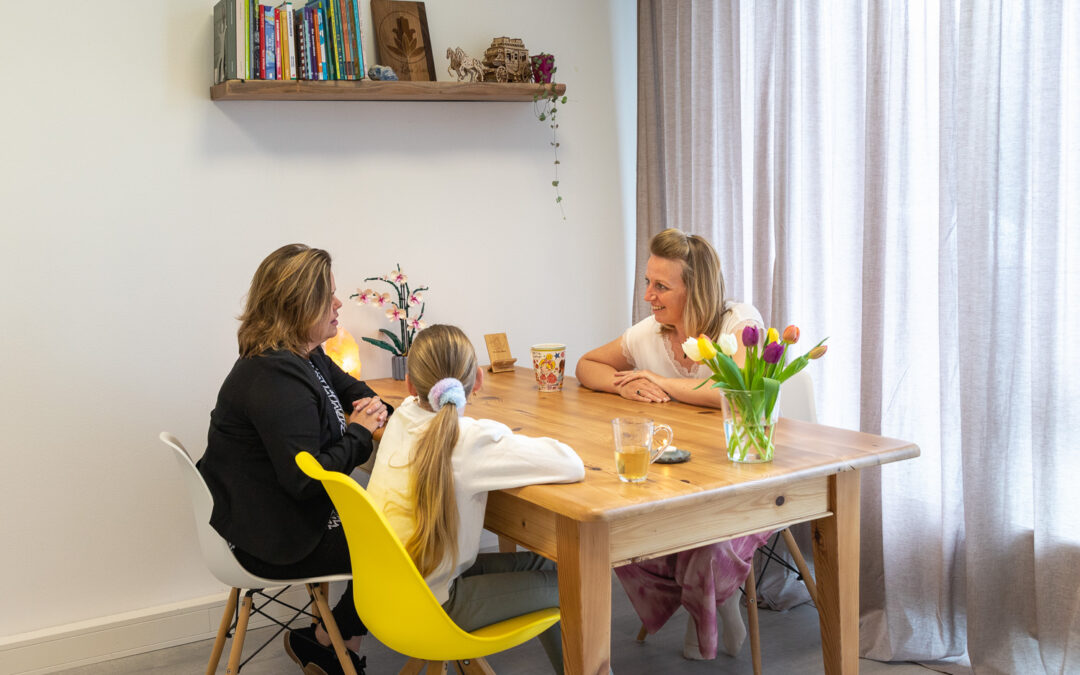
[405,403,461,577]
[402,325,478,577]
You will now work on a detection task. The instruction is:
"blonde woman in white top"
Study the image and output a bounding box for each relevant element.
[576,228,768,661]
[367,324,585,674]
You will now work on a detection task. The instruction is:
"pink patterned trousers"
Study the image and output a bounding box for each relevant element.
[614,532,771,659]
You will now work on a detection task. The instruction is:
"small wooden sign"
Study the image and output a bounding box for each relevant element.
[484,333,517,373]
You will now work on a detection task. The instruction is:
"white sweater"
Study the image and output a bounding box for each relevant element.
[366,396,585,603]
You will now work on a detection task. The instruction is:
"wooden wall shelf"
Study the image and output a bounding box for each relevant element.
[210,79,566,102]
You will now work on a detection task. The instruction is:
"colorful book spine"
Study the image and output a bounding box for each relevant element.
[240,0,248,77]
[317,0,331,78]
[213,0,228,83]
[284,2,296,79]
[294,7,309,80]
[251,1,261,79]
[349,0,364,79]
[295,6,308,78]
[315,6,329,80]
[274,7,286,79]
[317,0,339,79]
[262,5,276,80]
[229,0,245,79]
[337,0,352,79]
[329,0,345,79]
[273,7,282,79]
[303,6,316,80]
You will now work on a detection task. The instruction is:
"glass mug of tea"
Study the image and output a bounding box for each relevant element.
[611,417,674,483]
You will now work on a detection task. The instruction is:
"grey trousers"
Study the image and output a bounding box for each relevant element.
[441,551,563,674]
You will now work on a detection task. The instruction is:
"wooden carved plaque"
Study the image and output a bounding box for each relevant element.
[371,0,437,81]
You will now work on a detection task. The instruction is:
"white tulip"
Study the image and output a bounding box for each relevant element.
[719,333,738,357]
[682,336,703,362]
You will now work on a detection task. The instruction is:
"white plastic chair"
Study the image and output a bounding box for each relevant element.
[159,432,356,675]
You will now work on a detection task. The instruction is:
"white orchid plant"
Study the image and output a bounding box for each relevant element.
[350,264,428,356]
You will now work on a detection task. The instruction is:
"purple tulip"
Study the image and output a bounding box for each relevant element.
[741,325,760,348]
[763,341,785,364]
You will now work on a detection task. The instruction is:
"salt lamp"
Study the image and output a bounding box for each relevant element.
[323,326,362,378]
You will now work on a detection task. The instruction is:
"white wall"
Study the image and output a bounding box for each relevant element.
[0,0,635,644]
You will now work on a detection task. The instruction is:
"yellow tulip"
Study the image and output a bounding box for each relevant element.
[696,334,718,360]
[766,327,780,344]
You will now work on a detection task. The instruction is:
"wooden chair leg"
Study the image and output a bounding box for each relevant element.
[457,657,495,674]
[306,584,320,625]
[306,582,332,625]
[781,527,820,607]
[635,623,648,642]
[225,592,253,675]
[745,565,762,675]
[311,583,358,675]
[424,661,448,674]
[398,658,429,675]
[206,587,239,675]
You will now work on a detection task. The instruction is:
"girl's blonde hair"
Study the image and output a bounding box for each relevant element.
[237,244,333,358]
[404,324,478,577]
[649,228,729,338]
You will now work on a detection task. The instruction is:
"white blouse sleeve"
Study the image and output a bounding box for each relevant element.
[719,302,765,337]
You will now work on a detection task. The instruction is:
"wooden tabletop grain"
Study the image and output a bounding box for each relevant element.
[367,367,919,523]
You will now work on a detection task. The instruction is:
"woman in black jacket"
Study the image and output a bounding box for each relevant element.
[199,243,388,675]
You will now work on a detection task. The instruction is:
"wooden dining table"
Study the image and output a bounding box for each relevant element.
[369,367,919,675]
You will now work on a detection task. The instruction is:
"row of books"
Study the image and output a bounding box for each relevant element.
[213,0,365,83]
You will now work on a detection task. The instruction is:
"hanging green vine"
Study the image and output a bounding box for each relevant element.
[534,79,567,220]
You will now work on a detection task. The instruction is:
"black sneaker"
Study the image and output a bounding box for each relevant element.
[283,625,366,675]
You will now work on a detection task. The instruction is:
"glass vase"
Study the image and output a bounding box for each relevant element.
[721,388,781,463]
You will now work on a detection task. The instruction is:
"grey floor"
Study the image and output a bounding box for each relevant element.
[59,572,932,675]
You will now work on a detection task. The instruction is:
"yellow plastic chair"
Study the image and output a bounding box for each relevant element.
[295,451,561,674]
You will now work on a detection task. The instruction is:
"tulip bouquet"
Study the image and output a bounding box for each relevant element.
[682,325,827,462]
[350,264,428,357]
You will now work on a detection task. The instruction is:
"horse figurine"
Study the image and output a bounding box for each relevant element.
[446,46,486,82]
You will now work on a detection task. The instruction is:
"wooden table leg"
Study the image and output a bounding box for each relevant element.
[812,470,860,675]
[497,535,517,553]
[556,517,611,675]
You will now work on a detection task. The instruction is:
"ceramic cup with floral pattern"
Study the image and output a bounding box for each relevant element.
[530,343,566,392]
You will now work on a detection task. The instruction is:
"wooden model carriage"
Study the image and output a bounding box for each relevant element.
[482,37,533,83]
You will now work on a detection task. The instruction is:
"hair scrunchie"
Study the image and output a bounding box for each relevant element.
[427,378,466,415]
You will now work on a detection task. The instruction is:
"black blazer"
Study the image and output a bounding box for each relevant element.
[198,347,389,566]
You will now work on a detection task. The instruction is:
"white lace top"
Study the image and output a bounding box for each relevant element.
[620,302,764,378]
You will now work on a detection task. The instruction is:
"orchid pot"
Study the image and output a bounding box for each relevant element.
[391,355,407,381]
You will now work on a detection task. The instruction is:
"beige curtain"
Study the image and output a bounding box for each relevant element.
[636,1,1080,672]
[634,0,746,320]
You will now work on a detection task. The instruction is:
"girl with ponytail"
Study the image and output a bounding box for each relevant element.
[367,325,584,673]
